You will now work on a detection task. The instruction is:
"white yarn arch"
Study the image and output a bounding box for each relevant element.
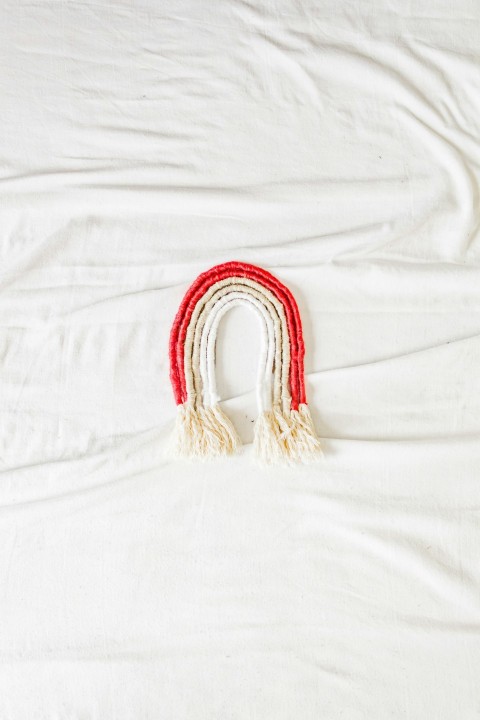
[185,277,291,413]
[199,291,276,413]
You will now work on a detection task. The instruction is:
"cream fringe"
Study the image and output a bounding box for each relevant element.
[254,403,322,465]
[253,409,290,465]
[174,402,321,464]
[285,404,323,463]
[174,402,240,459]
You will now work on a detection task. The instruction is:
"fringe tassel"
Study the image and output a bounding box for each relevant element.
[200,405,241,456]
[253,404,322,465]
[174,402,321,464]
[286,403,322,463]
[174,402,240,459]
[253,409,289,465]
[174,402,204,458]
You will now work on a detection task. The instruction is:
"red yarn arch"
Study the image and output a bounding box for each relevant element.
[169,261,307,410]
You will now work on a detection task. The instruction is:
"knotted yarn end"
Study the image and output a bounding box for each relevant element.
[173,402,240,460]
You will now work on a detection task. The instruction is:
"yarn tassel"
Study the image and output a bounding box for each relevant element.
[173,401,240,459]
[253,407,296,464]
[253,410,285,465]
[285,403,322,463]
[199,404,241,457]
[173,401,204,458]
[253,404,321,465]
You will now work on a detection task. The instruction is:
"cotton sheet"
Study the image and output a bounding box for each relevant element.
[1,1,480,718]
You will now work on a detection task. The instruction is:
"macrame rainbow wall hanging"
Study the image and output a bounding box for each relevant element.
[169,261,321,464]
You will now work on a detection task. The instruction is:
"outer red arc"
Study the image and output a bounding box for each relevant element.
[173,270,301,403]
[174,262,304,408]
[170,262,303,407]
[169,262,306,409]
[170,262,304,408]
[171,269,300,403]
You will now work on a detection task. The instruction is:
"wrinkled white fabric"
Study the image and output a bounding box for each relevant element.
[1,1,480,718]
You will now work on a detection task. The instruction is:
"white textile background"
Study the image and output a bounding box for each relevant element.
[1,1,480,718]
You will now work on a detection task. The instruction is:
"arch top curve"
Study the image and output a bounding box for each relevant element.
[187,278,289,412]
[169,261,306,410]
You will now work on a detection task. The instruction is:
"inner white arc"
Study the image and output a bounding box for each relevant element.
[200,293,276,413]
[186,276,291,412]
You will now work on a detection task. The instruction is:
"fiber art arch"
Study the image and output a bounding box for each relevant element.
[169,261,321,464]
